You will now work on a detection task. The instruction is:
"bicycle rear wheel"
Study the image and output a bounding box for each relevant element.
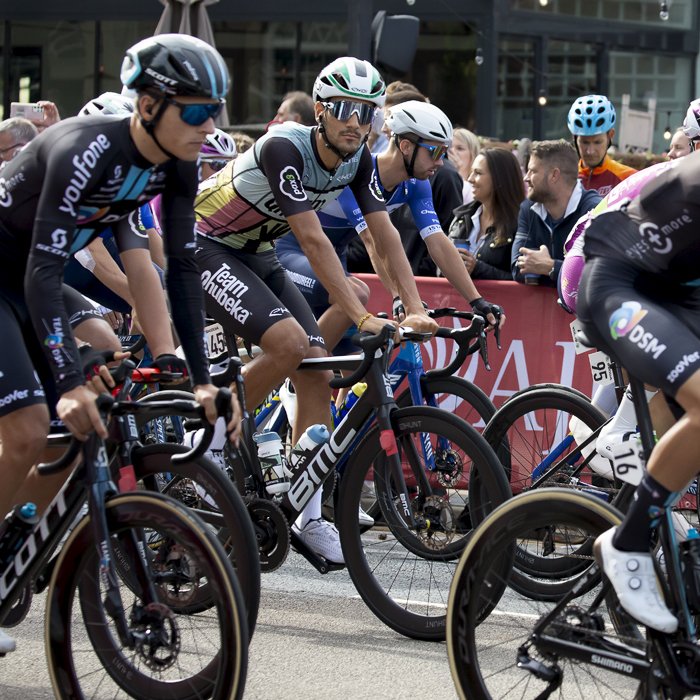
[337,406,511,641]
[47,491,248,700]
[446,489,648,700]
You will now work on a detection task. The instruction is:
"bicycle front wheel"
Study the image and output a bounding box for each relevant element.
[46,491,248,700]
[446,489,647,700]
[132,443,261,637]
[337,406,511,641]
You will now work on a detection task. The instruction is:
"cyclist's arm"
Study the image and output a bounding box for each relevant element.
[160,161,211,387]
[85,236,135,307]
[362,210,435,321]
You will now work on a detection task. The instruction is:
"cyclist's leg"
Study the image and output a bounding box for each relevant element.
[579,257,700,631]
[197,238,310,411]
[63,285,122,354]
[0,293,51,519]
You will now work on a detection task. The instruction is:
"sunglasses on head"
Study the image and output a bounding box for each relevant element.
[410,138,450,161]
[201,158,232,172]
[163,96,225,126]
[322,100,376,126]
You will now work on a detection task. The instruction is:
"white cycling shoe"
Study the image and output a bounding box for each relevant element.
[292,518,345,564]
[358,505,375,527]
[594,528,678,633]
[0,627,16,654]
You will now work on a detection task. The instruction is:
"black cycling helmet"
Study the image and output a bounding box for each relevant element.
[120,33,230,99]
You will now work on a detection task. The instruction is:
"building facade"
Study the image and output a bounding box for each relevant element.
[0,0,696,152]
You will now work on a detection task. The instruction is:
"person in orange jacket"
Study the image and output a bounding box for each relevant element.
[567,95,637,197]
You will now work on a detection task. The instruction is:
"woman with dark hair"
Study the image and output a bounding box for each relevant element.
[445,147,525,280]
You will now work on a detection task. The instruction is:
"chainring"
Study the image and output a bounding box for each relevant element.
[247,498,290,572]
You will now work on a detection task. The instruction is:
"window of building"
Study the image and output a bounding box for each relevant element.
[496,39,536,142]
[510,0,692,29]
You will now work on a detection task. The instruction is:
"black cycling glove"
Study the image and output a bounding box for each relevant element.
[152,353,190,378]
[469,297,503,321]
[78,344,116,381]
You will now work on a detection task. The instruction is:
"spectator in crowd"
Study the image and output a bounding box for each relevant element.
[448,127,481,204]
[0,117,38,161]
[229,131,254,154]
[513,140,601,286]
[29,100,61,132]
[274,90,316,127]
[446,147,524,280]
[668,127,692,160]
[567,95,637,196]
[347,87,462,276]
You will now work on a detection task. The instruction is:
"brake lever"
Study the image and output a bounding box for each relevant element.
[494,320,502,350]
[479,331,491,371]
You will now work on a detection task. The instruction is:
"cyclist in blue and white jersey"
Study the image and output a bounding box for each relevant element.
[277,100,505,353]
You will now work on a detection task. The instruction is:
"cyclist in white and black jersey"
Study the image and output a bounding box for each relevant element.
[0,36,244,655]
[195,57,439,562]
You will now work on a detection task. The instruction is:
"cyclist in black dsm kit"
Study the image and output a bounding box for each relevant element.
[0,34,243,616]
[576,149,700,633]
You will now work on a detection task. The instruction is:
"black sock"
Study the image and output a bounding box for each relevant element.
[612,473,673,552]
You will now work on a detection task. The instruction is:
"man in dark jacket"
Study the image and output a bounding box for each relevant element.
[513,140,600,286]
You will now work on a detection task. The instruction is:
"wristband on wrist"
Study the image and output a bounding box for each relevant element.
[357,313,373,331]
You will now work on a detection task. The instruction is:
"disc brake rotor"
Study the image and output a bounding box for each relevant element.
[414,495,456,550]
[133,602,180,671]
[154,543,199,605]
[435,448,464,487]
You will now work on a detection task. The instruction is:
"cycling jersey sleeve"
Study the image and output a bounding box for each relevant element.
[258,138,314,218]
[336,187,367,233]
[24,135,116,395]
[112,209,152,253]
[348,147,387,218]
[160,160,211,387]
[406,178,443,239]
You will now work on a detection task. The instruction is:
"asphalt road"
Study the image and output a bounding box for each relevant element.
[0,551,460,700]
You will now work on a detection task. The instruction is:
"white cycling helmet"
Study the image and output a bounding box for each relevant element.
[385,101,453,145]
[200,129,237,160]
[79,91,134,117]
[313,57,386,108]
[683,98,700,146]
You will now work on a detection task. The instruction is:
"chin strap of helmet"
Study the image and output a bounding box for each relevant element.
[317,109,369,169]
[571,133,613,171]
[395,133,420,178]
[138,91,177,160]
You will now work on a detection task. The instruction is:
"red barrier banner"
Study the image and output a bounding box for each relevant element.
[357,275,596,415]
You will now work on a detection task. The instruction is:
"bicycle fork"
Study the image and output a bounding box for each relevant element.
[83,432,159,648]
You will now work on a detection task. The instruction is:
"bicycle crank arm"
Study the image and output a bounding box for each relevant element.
[289,530,345,574]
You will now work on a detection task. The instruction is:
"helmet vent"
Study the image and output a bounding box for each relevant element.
[353,60,367,77]
[332,72,349,89]
[371,79,384,95]
[403,109,417,123]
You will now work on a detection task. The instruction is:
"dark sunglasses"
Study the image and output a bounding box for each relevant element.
[164,96,225,126]
[322,100,376,126]
[0,143,23,156]
[410,138,449,161]
[202,158,232,172]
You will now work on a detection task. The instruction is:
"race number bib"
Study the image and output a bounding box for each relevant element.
[588,351,614,385]
[205,323,226,359]
[610,439,645,486]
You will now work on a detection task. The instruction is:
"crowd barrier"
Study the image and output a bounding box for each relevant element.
[357,274,595,413]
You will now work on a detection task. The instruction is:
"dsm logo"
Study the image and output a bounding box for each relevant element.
[609,301,647,340]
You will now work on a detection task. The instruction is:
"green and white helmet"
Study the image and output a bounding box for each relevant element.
[313,57,386,108]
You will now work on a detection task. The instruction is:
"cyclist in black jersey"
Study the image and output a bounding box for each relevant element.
[577,150,700,633]
[0,34,243,559]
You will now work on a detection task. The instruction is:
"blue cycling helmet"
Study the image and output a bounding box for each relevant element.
[567,95,616,136]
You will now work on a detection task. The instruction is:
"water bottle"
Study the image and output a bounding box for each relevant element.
[254,431,290,495]
[333,383,367,427]
[287,424,330,477]
[680,528,700,612]
[0,503,39,568]
[524,274,540,285]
